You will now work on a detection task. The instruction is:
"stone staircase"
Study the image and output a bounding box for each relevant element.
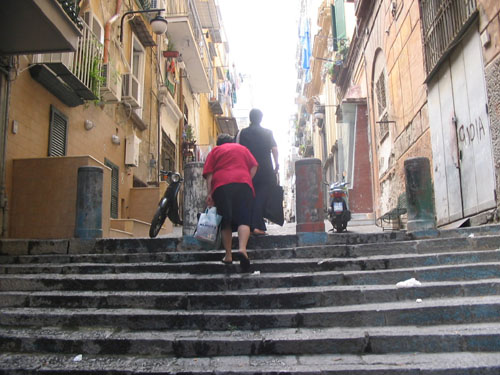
[1,226,500,373]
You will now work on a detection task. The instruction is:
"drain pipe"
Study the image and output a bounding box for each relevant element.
[103,0,122,64]
[0,57,13,237]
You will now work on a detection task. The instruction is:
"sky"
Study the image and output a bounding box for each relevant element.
[217,0,302,165]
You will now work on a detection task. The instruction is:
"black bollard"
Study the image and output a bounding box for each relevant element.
[404,157,436,232]
[183,162,206,236]
[75,166,103,238]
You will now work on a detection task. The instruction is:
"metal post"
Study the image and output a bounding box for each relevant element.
[183,162,206,236]
[75,166,103,238]
[404,157,436,232]
[295,158,325,233]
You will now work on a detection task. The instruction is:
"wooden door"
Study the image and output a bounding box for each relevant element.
[428,29,495,226]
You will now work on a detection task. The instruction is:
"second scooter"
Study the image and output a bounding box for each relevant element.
[327,181,351,233]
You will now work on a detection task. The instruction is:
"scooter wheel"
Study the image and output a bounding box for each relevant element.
[149,205,169,238]
[336,222,344,233]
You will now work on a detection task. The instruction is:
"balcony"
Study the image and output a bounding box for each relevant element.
[162,0,213,93]
[29,22,103,107]
[0,0,82,55]
[208,88,224,115]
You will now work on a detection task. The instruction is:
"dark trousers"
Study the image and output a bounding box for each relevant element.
[251,181,271,231]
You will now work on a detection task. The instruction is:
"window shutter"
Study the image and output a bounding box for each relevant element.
[83,11,104,44]
[105,159,119,219]
[333,0,347,51]
[48,106,68,157]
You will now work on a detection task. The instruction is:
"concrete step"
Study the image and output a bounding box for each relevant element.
[2,261,500,292]
[2,224,500,258]
[1,249,499,275]
[1,351,500,374]
[1,226,500,374]
[2,278,500,310]
[2,323,500,357]
[1,233,499,265]
[2,295,500,330]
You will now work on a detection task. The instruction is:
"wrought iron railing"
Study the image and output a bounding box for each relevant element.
[163,0,214,88]
[33,21,103,99]
[74,22,104,96]
[421,0,477,75]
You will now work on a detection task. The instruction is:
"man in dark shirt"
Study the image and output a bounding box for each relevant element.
[238,109,279,235]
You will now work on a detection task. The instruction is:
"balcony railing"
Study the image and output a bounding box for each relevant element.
[32,21,103,104]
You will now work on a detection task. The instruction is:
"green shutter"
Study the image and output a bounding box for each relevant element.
[331,4,337,51]
[333,0,347,51]
[48,105,68,157]
[105,159,119,219]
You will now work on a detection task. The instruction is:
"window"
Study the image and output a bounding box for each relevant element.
[48,105,68,156]
[375,71,389,141]
[104,159,119,219]
[161,130,176,172]
[421,0,477,76]
[83,11,104,44]
[131,36,145,118]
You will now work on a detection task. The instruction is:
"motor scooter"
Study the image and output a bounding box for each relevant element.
[327,181,351,233]
[149,170,183,238]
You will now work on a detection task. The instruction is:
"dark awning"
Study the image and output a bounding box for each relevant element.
[129,17,156,47]
[216,117,238,136]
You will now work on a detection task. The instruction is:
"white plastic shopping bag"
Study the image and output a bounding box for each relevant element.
[194,207,222,244]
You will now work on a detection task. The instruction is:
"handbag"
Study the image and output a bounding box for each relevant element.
[194,207,222,244]
[263,173,284,226]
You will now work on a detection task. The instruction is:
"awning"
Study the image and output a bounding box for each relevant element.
[216,117,238,136]
[129,17,156,47]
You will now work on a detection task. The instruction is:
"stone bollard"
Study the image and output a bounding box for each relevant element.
[404,157,436,232]
[74,166,103,239]
[295,158,325,233]
[183,162,206,236]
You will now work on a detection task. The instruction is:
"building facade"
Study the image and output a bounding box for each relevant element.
[300,0,500,228]
[0,0,237,239]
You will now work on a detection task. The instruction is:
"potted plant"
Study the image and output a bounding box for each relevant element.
[163,40,179,58]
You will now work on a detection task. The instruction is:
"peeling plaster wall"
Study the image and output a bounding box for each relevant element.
[478,0,500,214]
[486,56,500,208]
[361,0,429,216]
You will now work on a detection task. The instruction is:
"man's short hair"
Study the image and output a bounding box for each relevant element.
[216,133,234,146]
[249,108,263,124]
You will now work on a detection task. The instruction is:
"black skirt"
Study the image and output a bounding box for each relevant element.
[213,183,253,232]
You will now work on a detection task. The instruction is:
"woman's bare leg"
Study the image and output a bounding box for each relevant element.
[237,224,250,258]
[222,226,233,262]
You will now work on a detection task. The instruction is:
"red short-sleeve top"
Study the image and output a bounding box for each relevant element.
[203,143,258,196]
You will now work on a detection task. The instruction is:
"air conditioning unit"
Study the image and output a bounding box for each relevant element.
[125,134,141,167]
[121,73,141,108]
[100,63,122,102]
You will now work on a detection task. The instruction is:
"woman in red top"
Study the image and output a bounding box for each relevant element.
[203,134,258,271]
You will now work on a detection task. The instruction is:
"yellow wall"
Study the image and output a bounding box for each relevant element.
[198,94,218,146]
[7,60,131,226]
[10,156,111,239]
[4,0,166,238]
[129,182,167,223]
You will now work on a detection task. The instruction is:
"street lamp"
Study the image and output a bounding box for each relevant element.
[120,9,167,44]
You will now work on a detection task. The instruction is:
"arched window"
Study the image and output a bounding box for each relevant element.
[372,50,389,142]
